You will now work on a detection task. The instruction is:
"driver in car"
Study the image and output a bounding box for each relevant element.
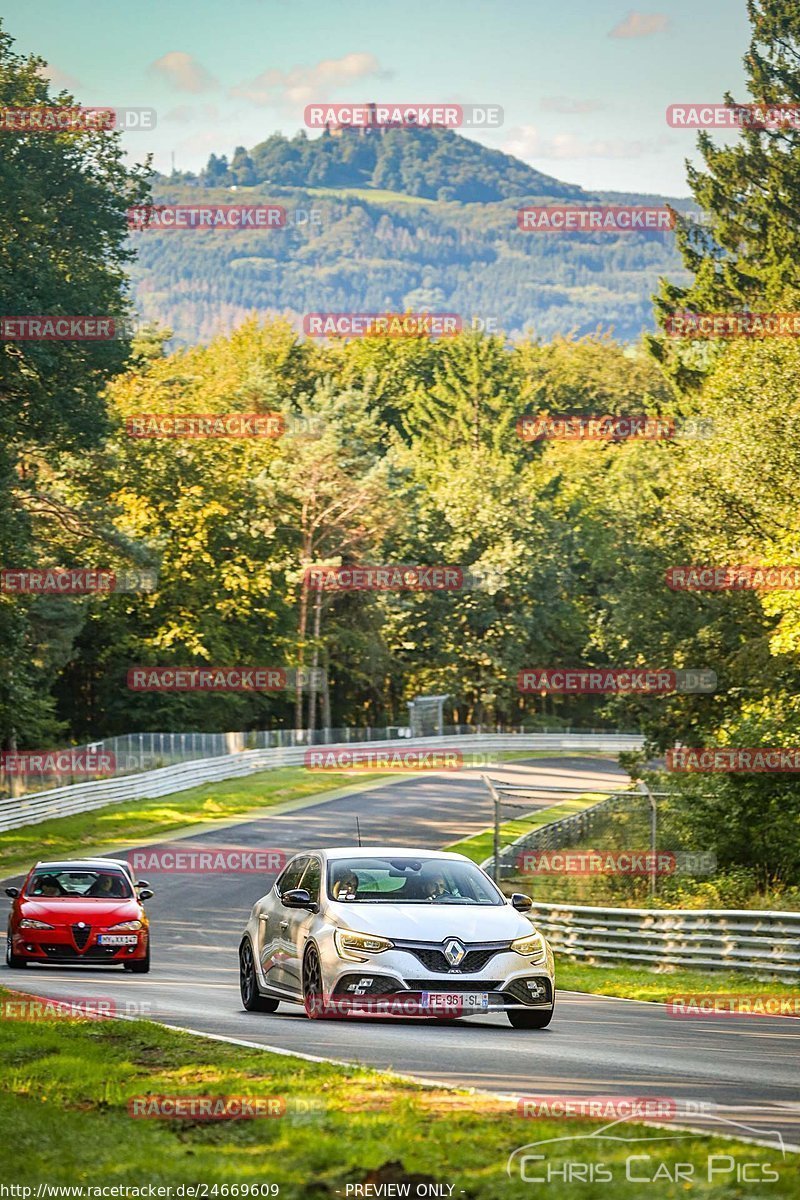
[34,875,64,897]
[332,868,359,900]
[87,873,126,898]
[423,870,452,900]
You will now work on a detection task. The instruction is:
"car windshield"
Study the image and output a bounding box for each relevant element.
[26,869,133,900]
[326,857,504,905]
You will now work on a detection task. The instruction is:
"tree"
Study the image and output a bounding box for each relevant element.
[650,0,800,388]
[0,21,150,750]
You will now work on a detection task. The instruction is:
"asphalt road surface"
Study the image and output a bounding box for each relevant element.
[2,757,799,1152]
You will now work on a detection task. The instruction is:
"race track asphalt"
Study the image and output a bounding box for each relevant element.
[2,756,798,1151]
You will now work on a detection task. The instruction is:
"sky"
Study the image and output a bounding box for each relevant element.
[8,0,752,196]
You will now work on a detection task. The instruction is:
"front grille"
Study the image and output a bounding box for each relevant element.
[404,979,502,993]
[503,977,553,1007]
[395,940,507,974]
[71,924,91,950]
[42,943,121,961]
[43,944,78,959]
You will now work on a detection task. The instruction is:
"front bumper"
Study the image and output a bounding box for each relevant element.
[12,927,148,964]
[321,941,555,1015]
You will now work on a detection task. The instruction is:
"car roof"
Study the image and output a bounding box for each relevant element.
[33,858,133,874]
[308,847,471,861]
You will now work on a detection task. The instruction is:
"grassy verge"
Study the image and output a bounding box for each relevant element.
[0,768,392,877]
[447,794,607,864]
[557,959,800,1003]
[0,988,791,1196]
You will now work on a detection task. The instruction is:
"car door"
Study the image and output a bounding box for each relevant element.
[279,855,322,995]
[258,855,307,990]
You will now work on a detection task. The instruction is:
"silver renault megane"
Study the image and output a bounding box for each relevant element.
[239,846,555,1027]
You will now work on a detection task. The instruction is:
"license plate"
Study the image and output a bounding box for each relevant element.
[421,992,489,1010]
[97,934,138,946]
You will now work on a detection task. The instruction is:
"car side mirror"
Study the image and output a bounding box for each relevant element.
[282,887,317,911]
[135,880,151,889]
[511,893,533,911]
[138,889,154,901]
[4,887,19,898]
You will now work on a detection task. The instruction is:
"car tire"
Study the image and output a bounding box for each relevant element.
[239,940,279,1012]
[125,943,150,974]
[302,945,331,1019]
[5,931,27,969]
[507,1003,554,1029]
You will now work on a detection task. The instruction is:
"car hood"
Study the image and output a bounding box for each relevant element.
[19,898,141,924]
[329,902,536,942]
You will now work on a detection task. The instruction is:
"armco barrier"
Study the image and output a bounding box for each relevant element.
[526,901,800,978]
[483,790,635,878]
[0,733,642,833]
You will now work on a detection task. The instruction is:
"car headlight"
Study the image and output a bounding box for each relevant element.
[510,931,547,962]
[19,919,54,930]
[334,930,393,960]
[107,920,143,931]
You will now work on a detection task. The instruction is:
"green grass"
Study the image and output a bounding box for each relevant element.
[0,988,793,1196]
[557,960,800,1003]
[447,794,608,864]
[0,767,392,877]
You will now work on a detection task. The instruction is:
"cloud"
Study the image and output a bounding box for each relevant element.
[504,124,672,161]
[609,11,670,38]
[232,51,390,110]
[36,63,83,92]
[162,104,221,124]
[541,96,604,114]
[148,52,218,94]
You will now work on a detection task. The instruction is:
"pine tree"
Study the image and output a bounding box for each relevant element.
[650,0,800,389]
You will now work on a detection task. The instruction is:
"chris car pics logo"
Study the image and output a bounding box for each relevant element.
[507,1113,784,1185]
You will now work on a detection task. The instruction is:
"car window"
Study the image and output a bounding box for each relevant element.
[299,857,321,902]
[26,869,133,899]
[277,856,307,895]
[326,857,503,905]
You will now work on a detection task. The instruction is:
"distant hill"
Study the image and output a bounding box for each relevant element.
[183,125,593,203]
[130,126,694,345]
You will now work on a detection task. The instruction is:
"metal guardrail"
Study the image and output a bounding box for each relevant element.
[0,732,643,833]
[0,725,641,796]
[526,901,800,978]
[484,790,634,877]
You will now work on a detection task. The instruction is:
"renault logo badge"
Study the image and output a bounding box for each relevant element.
[443,938,466,967]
